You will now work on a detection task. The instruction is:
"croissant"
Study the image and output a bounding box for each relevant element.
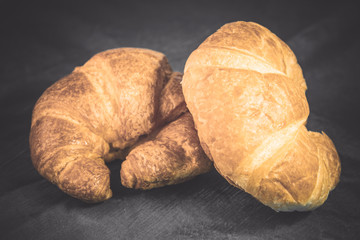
[182,21,341,211]
[30,48,211,202]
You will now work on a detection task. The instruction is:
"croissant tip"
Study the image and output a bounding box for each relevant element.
[104,188,113,200]
[120,161,138,189]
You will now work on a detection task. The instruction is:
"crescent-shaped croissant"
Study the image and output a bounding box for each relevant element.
[182,21,341,211]
[30,48,211,202]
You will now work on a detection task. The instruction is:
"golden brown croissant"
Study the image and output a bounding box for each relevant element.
[182,21,341,211]
[30,48,211,202]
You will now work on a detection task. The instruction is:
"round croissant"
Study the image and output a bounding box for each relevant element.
[182,21,341,211]
[30,48,211,202]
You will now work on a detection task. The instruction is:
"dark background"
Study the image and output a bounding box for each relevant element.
[1,0,360,239]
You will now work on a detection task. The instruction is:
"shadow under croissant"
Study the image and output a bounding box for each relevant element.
[29,164,311,233]
[111,167,310,232]
[56,152,316,239]
[148,169,311,234]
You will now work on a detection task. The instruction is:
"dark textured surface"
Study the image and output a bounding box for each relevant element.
[1,1,360,239]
